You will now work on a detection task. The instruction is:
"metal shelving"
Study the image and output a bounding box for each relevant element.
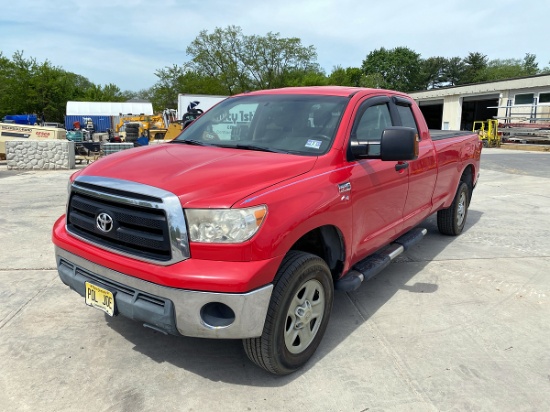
[489,99,550,144]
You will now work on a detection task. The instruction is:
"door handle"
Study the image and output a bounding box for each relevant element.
[395,162,409,172]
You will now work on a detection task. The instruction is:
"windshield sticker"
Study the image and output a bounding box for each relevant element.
[305,139,322,149]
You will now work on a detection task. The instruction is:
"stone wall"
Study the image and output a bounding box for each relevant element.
[6,140,75,170]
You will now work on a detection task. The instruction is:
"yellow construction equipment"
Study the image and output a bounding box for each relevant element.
[163,107,207,140]
[473,119,501,147]
[115,109,178,142]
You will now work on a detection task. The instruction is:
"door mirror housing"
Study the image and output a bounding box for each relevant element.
[351,127,419,161]
[380,127,419,161]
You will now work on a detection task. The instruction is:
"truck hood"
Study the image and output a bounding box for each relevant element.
[81,143,317,208]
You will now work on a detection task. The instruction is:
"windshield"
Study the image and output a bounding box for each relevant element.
[173,94,348,155]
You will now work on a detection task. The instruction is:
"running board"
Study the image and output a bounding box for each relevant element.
[335,228,427,292]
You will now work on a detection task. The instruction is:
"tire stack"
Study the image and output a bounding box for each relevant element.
[125,123,140,142]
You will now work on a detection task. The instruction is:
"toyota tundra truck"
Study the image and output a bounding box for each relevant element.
[53,86,482,375]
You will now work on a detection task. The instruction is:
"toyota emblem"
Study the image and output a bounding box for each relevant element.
[96,212,114,233]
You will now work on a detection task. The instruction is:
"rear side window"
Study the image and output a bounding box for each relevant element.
[396,104,418,132]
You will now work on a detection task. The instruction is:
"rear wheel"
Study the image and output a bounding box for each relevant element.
[437,181,469,235]
[243,251,334,375]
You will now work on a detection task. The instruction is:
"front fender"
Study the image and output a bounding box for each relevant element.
[237,164,354,263]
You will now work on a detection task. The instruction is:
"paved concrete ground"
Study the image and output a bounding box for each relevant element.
[1,149,549,412]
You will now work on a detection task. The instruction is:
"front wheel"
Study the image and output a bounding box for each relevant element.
[243,251,334,375]
[437,181,470,236]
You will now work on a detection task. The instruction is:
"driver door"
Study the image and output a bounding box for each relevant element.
[347,96,409,263]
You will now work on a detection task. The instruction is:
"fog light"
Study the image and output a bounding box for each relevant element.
[200,302,235,328]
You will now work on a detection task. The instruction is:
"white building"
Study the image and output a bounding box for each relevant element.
[66,101,153,116]
[65,101,154,133]
[409,74,550,131]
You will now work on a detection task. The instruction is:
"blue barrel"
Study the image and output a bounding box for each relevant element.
[3,114,38,125]
[65,115,112,132]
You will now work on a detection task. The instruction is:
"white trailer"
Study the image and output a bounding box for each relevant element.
[177,94,227,120]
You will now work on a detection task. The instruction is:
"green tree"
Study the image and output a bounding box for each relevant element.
[328,66,364,87]
[150,65,186,110]
[420,56,448,89]
[29,60,69,121]
[284,66,327,87]
[0,52,16,115]
[242,31,320,89]
[361,47,423,92]
[4,51,37,115]
[442,57,465,86]
[149,64,227,111]
[482,58,526,81]
[461,52,488,84]
[522,53,539,75]
[185,25,319,93]
[0,50,122,123]
[80,83,126,102]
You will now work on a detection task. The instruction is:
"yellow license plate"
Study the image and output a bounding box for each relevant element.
[85,282,115,316]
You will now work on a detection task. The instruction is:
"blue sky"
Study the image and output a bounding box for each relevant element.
[1,0,549,92]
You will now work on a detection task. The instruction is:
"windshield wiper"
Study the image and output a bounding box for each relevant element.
[233,144,287,153]
[171,139,208,146]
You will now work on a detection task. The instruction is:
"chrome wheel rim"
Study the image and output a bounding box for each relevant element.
[284,279,325,354]
[457,191,467,227]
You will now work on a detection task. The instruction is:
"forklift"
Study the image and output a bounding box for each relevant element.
[473,119,501,147]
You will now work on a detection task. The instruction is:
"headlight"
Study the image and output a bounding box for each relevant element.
[185,205,267,243]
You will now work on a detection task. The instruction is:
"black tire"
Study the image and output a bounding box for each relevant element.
[437,181,470,236]
[125,133,138,142]
[243,251,334,375]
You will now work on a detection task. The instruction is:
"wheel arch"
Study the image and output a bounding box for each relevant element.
[460,164,475,205]
[287,225,345,282]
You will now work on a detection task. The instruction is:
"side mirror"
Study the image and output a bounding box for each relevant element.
[350,141,369,157]
[351,127,419,161]
[380,127,419,161]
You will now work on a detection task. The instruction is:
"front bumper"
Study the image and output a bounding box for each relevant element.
[55,247,273,339]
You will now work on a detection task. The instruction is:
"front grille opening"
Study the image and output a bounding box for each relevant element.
[76,267,134,297]
[137,293,166,308]
[73,265,167,310]
[67,190,173,262]
[59,259,75,273]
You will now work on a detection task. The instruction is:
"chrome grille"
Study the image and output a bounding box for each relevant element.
[66,176,189,265]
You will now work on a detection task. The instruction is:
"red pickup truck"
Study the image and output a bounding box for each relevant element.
[53,86,481,375]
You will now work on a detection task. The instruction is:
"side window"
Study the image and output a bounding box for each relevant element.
[395,104,418,132]
[354,103,392,142]
[515,93,534,105]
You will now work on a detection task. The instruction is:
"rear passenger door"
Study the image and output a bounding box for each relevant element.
[347,96,409,262]
[393,97,438,230]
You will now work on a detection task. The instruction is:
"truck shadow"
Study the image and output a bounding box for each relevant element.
[104,209,482,386]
